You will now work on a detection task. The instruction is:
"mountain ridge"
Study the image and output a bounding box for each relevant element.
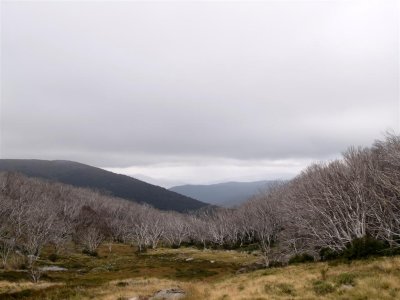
[0,159,209,212]
[170,180,280,207]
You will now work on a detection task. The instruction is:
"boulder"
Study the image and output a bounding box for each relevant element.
[339,284,354,291]
[40,266,68,272]
[149,288,186,300]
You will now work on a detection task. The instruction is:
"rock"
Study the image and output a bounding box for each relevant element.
[185,257,193,261]
[210,260,215,263]
[339,284,354,291]
[150,288,186,300]
[40,266,68,272]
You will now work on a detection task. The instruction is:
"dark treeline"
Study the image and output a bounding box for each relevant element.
[1,134,400,278]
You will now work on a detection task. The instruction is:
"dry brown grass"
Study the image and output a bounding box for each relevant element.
[0,280,62,295]
[1,246,400,299]
[145,247,260,265]
[191,256,400,300]
[91,256,400,300]
[91,278,198,300]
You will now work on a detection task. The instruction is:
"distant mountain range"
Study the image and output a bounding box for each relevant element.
[170,180,279,207]
[0,159,208,212]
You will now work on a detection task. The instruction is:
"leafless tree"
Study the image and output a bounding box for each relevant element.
[370,133,400,245]
[0,193,15,268]
[164,212,190,247]
[75,205,108,253]
[2,132,400,271]
[188,215,211,249]
[241,186,283,266]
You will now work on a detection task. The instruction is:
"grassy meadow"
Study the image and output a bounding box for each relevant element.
[1,244,400,300]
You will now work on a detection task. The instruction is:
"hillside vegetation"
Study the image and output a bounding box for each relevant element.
[1,134,400,299]
[0,159,208,212]
[0,245,399,300]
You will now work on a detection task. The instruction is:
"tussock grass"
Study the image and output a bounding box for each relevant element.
[1,244,400,299]
[0,281,62,294]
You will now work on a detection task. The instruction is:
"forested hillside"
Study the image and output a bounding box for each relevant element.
[1,134,400,272]
[0,159,208,212]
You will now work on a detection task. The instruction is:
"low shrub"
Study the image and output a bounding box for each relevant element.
[312,280,335,295]
[319,248,339,261]
[82,249,98,257]
[336,272,356,286]
[288,253,314,264]
[276,283,295,295]
[238,243,260,253]
[265,283,296,295]
[320,237,390,261]
[343,237,388,259]
[48,253,59,262]
[320,266,329,280]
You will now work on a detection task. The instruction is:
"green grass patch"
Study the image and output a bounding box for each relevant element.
[335,272,357,286]
[0,271,30,282]
[174,267,219,279]
[312,280,336,295]
[276,283,296,295]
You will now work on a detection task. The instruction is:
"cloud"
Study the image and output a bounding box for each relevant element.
[1,1,398,184]
[105,157,318,188]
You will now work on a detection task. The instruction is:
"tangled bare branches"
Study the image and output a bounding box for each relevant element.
[1,133,400,279]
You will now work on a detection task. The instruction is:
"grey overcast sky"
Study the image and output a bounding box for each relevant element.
[1,1,399,187]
